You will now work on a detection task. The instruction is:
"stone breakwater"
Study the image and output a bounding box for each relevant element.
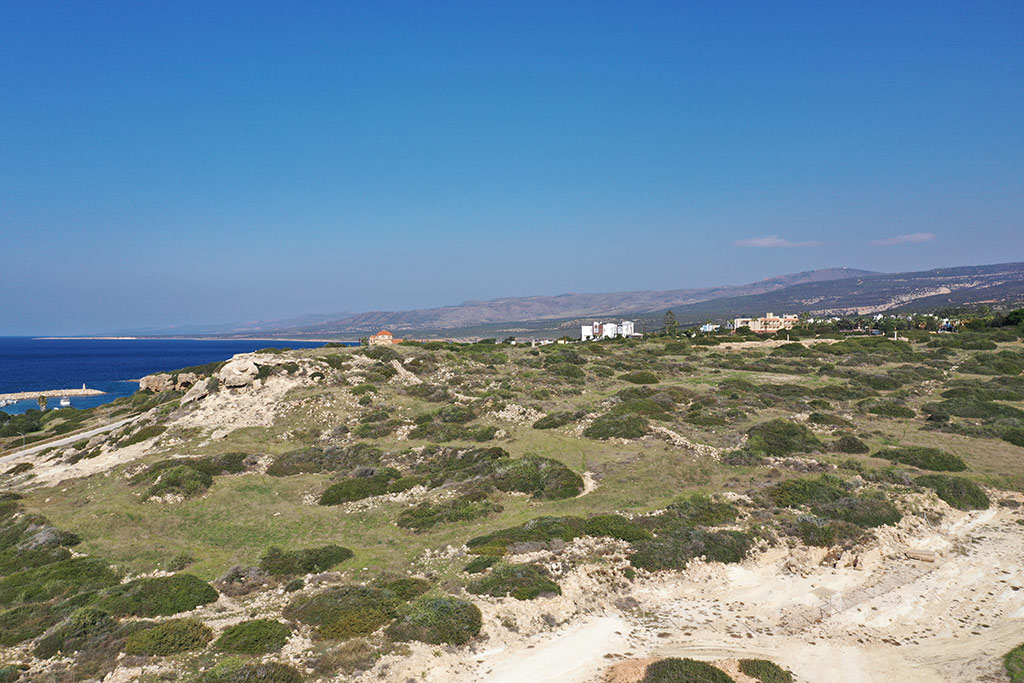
[0,388,106,401]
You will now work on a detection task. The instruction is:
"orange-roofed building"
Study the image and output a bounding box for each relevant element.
[368,330,402,345]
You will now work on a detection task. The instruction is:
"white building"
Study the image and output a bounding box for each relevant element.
[581,320,638,340]
[732,312,799,334]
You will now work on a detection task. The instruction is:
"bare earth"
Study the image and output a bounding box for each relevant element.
[373,497,1022,682]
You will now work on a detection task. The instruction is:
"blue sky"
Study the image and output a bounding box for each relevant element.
[2,1,1022,334]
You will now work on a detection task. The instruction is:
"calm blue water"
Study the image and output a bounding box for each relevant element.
[0,337,355,414]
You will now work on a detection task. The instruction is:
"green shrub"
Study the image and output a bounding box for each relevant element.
[532,411,577,429]
[436,405,477,424]
[815,496,902,528]
[214,619,291,654]
[721,449,765,466]
[266,443,383,476]
[1005,643,1024,683]
[259,545,354,575]
[583,413,649,440]
[386,595,482,645]
[94,574,218,617]
[145,464,214,500]
[283,585,398,639]
[468,563,560,600]
[832,434,870,454]
[794,516,863,547]
[584,515,652,542]
[373,577,431,601]
[119,424,166,447]
[463,556,498,573]
[629,529,752,571]
[746,419,822,456]
[875,446,966,472]
[916,475,990,510]
[319,468,400,505]
[123,618,212,655]
[642,657,735,682]
[0,603,61,645]
[866,401,916,419]
[548,362,585,380]
[200,658,304,683]
[397,495,502,531]
[32,606,115,658]
[491,455,583,499]
[0,557,120,608]
[662,493,738,528]
[738,658,793,683]
[466,516,587,555]
[619,370,659,384]
[768,474,848,508]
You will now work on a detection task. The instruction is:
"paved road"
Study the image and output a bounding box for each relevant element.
[0,417,138,465]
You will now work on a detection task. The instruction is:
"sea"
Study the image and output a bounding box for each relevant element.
[0,337,355,414]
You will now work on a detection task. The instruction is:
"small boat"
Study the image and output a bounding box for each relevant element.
[60,397,71,408]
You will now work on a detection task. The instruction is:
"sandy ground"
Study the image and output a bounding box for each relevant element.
[372,497,1023,683]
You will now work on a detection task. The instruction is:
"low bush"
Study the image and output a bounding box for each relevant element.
[200,658,304,683]
[583,413,649,440]
[386,595,482,645]
[1006,643,1024,683]
[815,496,902,528]
[738,658,793,683]
[491,455,584,499]
[466,516,587,555]
[721,449,765,466]
[808,412,853,427]
[266,443,383,476]
[619,370,659,384]
[373,576,432,601]
[916,475,990,510]
[0,557,120,608]
[768,474,848,508]
[145,464,213,500]
[467,562,560,600]
[832,434,869,454]
[532,411,577,429]
[32,606,115,658]
[259,545,354,576]
[584,515,652,542]
[94,573,218,617]
[629,529,752,571]
[397,494,503,531]
[214,619,291,654]
[794,516,863,547]
[875,447,966,472]
[0,603,60,645]
[463,556,498,573]
[642,657,735,682]
[118,424,166,447]
[123,618,212,656]
[866,401,916,419]
[746,419,822,456]
[319,468,401,505]
[283,585,398,639]
[660,493,738,528]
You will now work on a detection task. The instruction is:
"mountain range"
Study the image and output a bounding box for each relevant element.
[120,261,1024,339]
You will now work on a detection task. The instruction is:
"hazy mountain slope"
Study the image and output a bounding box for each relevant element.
[267,268,875,335]
[636,261,1024,327]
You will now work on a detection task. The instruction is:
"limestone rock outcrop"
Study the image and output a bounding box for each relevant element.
[218,359,260,389]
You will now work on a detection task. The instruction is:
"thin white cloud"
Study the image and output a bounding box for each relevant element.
[733,235,824,248]
[870,232,936,246]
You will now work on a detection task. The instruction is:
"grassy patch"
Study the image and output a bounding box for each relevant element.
[875,447,967,472]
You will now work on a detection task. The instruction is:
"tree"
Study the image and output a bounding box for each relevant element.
[663,310,678,336]
[37,395,47,411]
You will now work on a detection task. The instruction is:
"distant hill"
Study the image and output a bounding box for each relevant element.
[117,262,1024,340]
[634,261,1024,328]
[163,267,874,338]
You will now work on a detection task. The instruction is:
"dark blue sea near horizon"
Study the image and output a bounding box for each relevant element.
[0,337,351,414]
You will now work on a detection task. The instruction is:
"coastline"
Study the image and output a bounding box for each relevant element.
[32,336,353,343]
